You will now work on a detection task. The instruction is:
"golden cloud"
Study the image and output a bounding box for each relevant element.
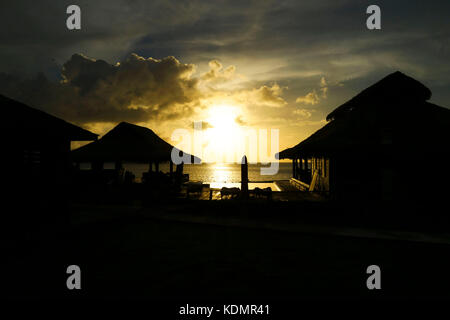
[295,76,329,105]
[0,54,289,130]
[293,108,313,119]
[201,60,236,82]
[296,91,320,105]
[242,84,287,107]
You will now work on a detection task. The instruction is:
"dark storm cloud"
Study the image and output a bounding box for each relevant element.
[0,53,200,124]
[0,0,450,128]
[0,0,191,76]
[131,1,450,56]
[2,0,450,77]
[119,0,450,118]
[131,0,450,86]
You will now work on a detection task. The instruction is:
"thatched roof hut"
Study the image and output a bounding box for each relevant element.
[326,71,431,121]
[72,121,199,164]
[0,94,97,141]
[279,71,450,159]
[277,71,450,206]
[1,94,98,226]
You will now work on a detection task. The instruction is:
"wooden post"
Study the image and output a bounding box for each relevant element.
[175,163,184,183]
[300,158,305,180]
[170,161,173,177]
[241,155,249,198]
[155,161,159,173]
[292,158,297,179]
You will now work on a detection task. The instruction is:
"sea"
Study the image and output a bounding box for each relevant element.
[120,162,292,184]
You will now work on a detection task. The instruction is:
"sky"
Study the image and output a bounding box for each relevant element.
[1,0,449,162]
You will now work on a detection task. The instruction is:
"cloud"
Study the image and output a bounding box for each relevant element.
[237,83,287,107]
[0,52,289,135]
[295,76,328,105]
[320,76,328,98]
[201,60,236,83]
[0,53,201,124]
[234,115,247,126]
[296,91,320,105]
[293,108,313,119]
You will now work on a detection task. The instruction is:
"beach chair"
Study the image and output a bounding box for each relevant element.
[220,187,240,199]
[186,182,204,198]
[252,187,273,201]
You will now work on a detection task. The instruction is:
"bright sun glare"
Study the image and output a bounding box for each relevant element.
[207,105,239,131]
[204,104,243,162]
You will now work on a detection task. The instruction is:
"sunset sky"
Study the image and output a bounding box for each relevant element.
[1,0,450,161]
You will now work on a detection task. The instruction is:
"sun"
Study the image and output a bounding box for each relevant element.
[206,104,239,131]
[203,104,243,162]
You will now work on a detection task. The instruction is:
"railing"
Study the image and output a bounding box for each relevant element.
[290,178,310,191]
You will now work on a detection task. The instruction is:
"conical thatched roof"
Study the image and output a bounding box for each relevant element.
[279,71,450,159]
[72,121,200,163]
[326,71,431,121]
[0,94,97,141]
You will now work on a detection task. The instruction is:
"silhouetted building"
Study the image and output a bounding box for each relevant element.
[279,72,450,209]
[71,121,199,184]
[0,94,97,242]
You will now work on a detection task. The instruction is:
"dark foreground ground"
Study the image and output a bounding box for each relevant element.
[3,200,450,303]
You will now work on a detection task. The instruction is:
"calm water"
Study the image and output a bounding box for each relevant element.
[122,162,292,183]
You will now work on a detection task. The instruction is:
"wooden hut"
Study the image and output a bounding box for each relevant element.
[0,94,97,189]
[0,94,97,235]
[279,71,450,207]
[71,121,199,183]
